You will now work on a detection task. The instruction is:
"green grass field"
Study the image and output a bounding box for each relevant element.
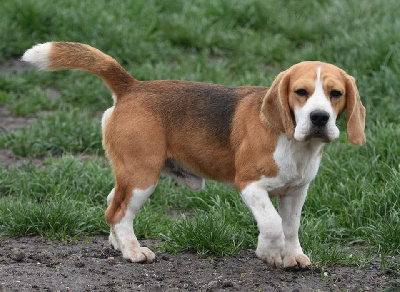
[0,0,399,271]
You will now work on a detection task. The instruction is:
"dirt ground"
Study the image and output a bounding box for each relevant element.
[1,59,399,291]
[0,236,397,292]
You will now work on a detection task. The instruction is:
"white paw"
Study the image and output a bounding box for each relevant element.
[283,252,311,268]
[256,246,283,267]
[122,246,155,263]
[255,235,285,267]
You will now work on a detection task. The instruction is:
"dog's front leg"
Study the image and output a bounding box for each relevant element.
[240,182,285,267]
[278,184,311,268]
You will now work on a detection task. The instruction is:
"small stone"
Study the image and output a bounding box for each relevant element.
[207,281,219,289]
[384,269,396,275]
[155,275,164,281]
[222,280,233,288]
[12,250,25,262]
[161,255,170,261]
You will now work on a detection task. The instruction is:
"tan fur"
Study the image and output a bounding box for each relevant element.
[50,42,137,97]
[260,69,294,139]
[27,42,366,228]
[103,101,166,225]
[345,76,366,145]
[233,95,280,191]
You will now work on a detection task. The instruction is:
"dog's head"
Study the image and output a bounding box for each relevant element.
[260,61,366,145]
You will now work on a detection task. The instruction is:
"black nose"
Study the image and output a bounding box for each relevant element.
[310,110,330,127]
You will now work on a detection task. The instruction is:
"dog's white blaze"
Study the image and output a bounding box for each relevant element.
[21,42,52,70]
[316,66,322,87]
[293,66,339,142]
[310,67,332,111]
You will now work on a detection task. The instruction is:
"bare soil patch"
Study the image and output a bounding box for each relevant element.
[0,236,397,292]
[0,106,37,132]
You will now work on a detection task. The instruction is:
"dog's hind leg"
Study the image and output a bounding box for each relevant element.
[103,108,166,263]
[107,183,158,262]
[106,188,121,251]
[105,153,163,262]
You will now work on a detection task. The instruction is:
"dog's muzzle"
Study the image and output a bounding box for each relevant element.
[310,110,329,127]
[307,110,331,141]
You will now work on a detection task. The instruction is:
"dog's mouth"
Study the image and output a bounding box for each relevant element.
[306,128,331,142]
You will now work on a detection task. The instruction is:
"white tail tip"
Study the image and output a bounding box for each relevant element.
[21,42,52,70]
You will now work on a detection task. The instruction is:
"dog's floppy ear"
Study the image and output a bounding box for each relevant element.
[260,69,294,139]
[345,75,366,145]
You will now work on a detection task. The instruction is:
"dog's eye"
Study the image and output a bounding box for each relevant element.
[329,90,342,98]
[295,89,308,97]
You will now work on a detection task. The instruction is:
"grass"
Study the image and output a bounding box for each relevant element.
[0,0,399,271]
[0,109,102,157]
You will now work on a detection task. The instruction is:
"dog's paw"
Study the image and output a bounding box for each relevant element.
[255,235,285,267]
[122,246,155,263]
[283,253,311,269]
[256,247,283,267]
[108,232,120,251]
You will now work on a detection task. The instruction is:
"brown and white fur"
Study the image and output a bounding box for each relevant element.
[22,42,366,268]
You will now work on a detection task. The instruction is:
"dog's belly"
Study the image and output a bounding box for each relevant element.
[166,135,237,183]
[163,158,205,190]
[162,153,235,189]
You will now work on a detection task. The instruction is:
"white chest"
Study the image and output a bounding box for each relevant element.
[260,134,323,195]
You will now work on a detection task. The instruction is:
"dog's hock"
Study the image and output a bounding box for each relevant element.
[107,185,157,263]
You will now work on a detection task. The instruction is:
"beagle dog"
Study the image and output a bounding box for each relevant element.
[22,42,366,268]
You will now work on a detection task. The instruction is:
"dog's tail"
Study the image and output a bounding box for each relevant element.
[22,42,136,98]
